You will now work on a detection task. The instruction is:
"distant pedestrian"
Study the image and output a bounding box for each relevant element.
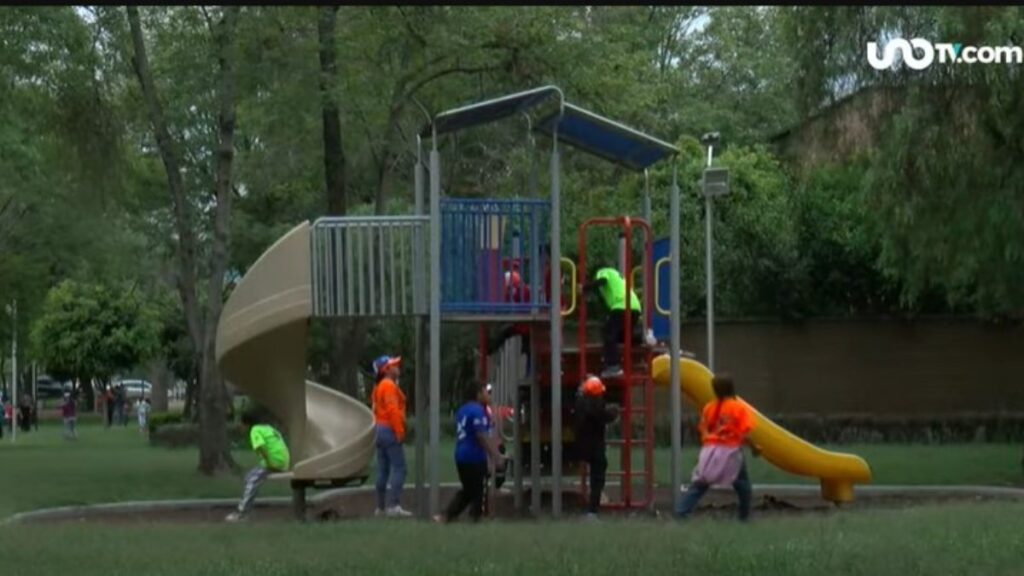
[136,397,151,434]
[104,386,115,428]
[115,385,128,427]
[18,393,32,433]
[61,392,78,440]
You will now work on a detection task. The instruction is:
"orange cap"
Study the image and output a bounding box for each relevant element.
[581,375,605,397]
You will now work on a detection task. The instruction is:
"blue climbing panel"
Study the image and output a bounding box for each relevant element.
[440,198,551,315]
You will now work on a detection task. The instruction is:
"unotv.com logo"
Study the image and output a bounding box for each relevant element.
[867,38,1023,70]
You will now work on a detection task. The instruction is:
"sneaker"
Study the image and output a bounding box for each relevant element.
[583,513,600,522]
[644,329,658,347]
[600,366,624,379]
[225,511,246,523]
[432,514,446,524]
[374,508,385,518]
[386,505,413,518]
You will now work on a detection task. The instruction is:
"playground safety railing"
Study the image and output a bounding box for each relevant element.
[310,216,429,318]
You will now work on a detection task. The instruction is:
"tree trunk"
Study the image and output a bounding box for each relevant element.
[127,6,238,474]
[329,319,365,398]
[317,6,364,397]
[198,5,241,475]
[78,376,95,411]
[126,6,204,353]
[318,6,346,218]
[148,359,170,413]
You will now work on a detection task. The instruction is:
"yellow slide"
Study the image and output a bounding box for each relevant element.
[651,354,872,502]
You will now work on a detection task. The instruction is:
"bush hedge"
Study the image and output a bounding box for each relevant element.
[152,410,1024,449]
[149,422,248,449]
[652,412,1024,446]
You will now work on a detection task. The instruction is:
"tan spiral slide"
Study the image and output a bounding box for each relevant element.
[215,221,376,483]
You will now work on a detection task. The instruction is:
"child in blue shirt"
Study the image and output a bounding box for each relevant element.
[435,382,505,523]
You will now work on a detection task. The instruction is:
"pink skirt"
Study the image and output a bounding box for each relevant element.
[692,444,743,486]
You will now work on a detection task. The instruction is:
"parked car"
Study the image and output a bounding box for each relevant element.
[113,379,153,401]
[35,376,71,400]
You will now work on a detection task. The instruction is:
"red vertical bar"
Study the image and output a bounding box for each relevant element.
[646,374,654,506]
[577,224,589,506]
[618,216,626,506]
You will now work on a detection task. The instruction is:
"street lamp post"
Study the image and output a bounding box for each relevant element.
[699,133,728,371]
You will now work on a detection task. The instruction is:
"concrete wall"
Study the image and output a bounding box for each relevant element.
[657,318,1024,416]
[771,87,903,171]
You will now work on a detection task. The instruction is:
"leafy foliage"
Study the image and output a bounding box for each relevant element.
[30,280,161,384]
[781,6,1024,316]
[4,6,1022,410]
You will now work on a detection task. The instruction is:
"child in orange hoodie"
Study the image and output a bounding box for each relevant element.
[372,355,412,518]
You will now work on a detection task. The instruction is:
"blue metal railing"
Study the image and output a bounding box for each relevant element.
[440,198,552,315]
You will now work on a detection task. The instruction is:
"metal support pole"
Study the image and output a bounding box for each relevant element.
[429,133,442,516]
[669,166,683,511]
[704,144,715,371]
[530,326,541,515]
[512,337,524,511]
[10,300,17,443]
[549,134,563,517]
[643,169,651,223]
[414,137,427,519]
[32,362,37,431]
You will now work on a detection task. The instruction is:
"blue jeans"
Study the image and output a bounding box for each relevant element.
[675,459,752,521]
[375,425,407,509]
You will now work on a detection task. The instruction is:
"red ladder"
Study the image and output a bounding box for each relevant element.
[576,216,655,510]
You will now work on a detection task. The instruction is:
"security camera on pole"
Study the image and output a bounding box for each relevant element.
[699,133,729,371]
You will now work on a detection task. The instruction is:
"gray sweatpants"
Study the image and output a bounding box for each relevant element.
[63,417,77,440]
[237,466,270,514]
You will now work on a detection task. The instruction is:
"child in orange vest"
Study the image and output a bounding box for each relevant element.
[675,372,757,521]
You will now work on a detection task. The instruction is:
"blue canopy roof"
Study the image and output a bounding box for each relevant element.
[534,103,678,171]
[422,86,678,171]
[426,86,561,138]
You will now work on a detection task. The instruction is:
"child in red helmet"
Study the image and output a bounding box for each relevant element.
[487,266,532,364]
[573,375,620,520]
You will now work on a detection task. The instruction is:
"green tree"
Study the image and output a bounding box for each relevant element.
[125,5,242,473]
[30,281,161,406]
[780,6,1024,317]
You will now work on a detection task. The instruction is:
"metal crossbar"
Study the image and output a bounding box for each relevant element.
[310,216,429,318]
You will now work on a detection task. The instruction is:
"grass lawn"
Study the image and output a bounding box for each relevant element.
[1,420,1023,576]
[2,502,1023,576]
[1,420,1022,519]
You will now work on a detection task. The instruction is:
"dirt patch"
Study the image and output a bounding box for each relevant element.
[18,485,1022,526]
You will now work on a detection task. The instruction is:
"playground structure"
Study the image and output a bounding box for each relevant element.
[215,85,872,520]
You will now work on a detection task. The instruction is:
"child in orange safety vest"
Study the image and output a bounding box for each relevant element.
[674,372,758,522]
